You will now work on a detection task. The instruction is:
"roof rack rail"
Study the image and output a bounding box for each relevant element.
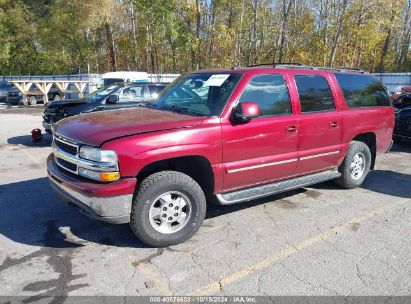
[236,63,368,74]
[272,62,305,67]
[246,63,275,67]
[246,63,304,68]
[311,66,368,74]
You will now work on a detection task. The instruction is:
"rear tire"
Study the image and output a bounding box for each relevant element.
[334,141,371,189]
[130,171,206,247]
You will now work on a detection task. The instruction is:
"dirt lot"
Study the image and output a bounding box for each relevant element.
[0,108,410,301]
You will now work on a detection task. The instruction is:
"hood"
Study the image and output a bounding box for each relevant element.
[53,107,204,146]
[47,98,88,108]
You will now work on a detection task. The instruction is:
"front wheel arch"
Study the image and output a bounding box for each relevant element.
[130,170,207,247]
[135,155,215,200]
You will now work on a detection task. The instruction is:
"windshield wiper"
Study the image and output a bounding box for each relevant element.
[161,105,205,116]
[142,103,205,116]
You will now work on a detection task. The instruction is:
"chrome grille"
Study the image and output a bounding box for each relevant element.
[54,136,78,155]
[53,134,79,174]
[56,157,77,173]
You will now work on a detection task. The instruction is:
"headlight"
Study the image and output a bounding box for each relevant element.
[78,168,120,182]
[78,146,119,182]
[79,146,118,163]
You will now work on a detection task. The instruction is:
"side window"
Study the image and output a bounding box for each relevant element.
[148,85,165,94]
[295,75,335,113]
[148,85,166,99]
[334,73,390,108]
[118,86,144,102]
[239,74,292,116]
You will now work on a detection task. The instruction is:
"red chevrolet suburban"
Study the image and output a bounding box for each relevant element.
[47,65,394,247]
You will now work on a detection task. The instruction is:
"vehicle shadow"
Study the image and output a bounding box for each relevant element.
[0,176,308,249]
[312,169,411,199]
[0,177,149,249]
[7,134,52,147]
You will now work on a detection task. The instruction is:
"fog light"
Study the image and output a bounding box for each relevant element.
[78,168,120,182]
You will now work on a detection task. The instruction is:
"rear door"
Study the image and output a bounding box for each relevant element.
[222,73,299,191]
[293,74,343,174]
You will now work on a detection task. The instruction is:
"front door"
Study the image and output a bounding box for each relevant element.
[293,74,343,174]
[222,73,299,191]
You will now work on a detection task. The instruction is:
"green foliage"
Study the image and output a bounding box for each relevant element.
[0,0,409,75]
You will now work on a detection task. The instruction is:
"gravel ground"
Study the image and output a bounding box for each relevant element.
[0,110,410,302]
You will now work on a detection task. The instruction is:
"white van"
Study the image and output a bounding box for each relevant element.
[100,71,149,86]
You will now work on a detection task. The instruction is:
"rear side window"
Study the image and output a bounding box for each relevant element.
[148,85,166,94]
[294,75,335,113]
[239,74,292,116]
[334,73,390,108]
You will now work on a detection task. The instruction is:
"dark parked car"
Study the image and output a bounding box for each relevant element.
[7,85,61,105]
[0,82,13,102]
[43,82,167,133]
[393,94,411,142]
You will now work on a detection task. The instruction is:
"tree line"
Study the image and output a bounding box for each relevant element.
[0,0,410,75]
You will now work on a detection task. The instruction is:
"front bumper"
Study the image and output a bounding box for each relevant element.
[47,154,136,224]
[43,121,52,132]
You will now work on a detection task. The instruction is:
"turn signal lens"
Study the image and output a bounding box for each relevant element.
[78,168,120,182]
[99,172,120,182]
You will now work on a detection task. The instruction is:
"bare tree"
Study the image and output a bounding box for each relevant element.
[277,0,294,63]
[328,0,349,67]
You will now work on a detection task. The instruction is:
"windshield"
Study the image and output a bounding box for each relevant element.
[85,85,120,101]
[151,73,242,116]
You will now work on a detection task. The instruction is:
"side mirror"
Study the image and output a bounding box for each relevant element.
[231,102,261,124]
[106,94,119,104]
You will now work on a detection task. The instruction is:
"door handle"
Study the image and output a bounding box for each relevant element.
[329,121,338,128]
[286,125,297,133]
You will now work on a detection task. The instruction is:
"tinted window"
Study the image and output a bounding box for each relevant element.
[148,85,166,99]
[334,74,390,108]
[295,75,335,113]
[118,85,144,102]
[103,78,124,86]
[239,74,291,116]
[148,85,166,94]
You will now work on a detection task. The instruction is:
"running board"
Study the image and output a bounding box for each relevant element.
[216,169,341,205]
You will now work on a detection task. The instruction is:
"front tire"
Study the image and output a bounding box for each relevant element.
[28,96,38,105]
[334,141,372,189]
[130,171,206,247]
